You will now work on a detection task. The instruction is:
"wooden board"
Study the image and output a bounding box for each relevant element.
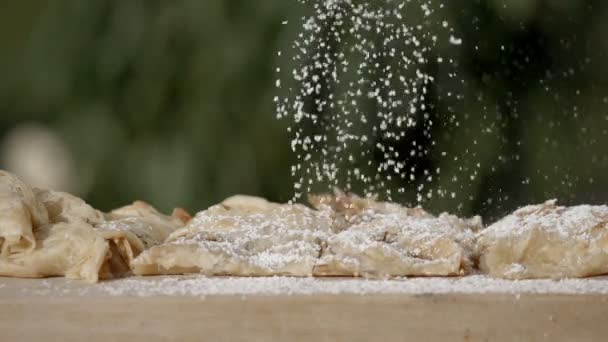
[1,277,608,342]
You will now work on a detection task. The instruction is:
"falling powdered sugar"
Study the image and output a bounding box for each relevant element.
[275,0,462,203]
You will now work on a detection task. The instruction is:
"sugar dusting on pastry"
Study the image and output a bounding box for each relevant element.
[478,200,608,279]
[132,193,482,278]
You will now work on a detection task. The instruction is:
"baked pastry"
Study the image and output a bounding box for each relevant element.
[309,190,407,232]
[0,222,109,281]
[96,201,189,277]
[34,188,105,225]
[0,171,107,281]
[132,195,332,277]
[478,200,608,279]
[0,170,187,282]
[311,193,482,278]
[0,171,49,256]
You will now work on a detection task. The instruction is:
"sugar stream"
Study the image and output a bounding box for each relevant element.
[275,0,462,203]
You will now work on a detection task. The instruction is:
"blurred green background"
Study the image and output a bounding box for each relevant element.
[0,0,607,222]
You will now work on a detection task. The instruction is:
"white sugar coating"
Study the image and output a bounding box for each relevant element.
[477,200,608,280]
[483,200,608,240]
[330,211,479,255]
[134,195,485,277]
[275,0,461,202]
[314,210,481,277]
[12,276,608,297]
[177,203,333,236]
[347,211,479,241]
[305,192,482,276]
[133,203,334,275]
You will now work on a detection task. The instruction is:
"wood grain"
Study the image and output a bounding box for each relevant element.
[1,279,607,341]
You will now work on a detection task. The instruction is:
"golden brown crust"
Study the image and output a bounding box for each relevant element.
[172,208,192,225]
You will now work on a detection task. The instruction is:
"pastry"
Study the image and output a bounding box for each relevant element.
[0,171,49,256]
[0,170,187,282]
[96,201,188,276]
[312,193,482,278]
[478,200,608,279]
[132,195,332,277]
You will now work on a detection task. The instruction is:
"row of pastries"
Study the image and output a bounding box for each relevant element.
[1,170,608,282]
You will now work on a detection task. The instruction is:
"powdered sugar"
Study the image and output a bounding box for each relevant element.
[275,1,461,202]
[308,193,482,277]
[314,211,479,277]
[133,195,484,278]
[132,203,334,276]
[483,200,608,240]
[6,276,608,298]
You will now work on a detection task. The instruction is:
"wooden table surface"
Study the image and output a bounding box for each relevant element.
[1,276,607,342]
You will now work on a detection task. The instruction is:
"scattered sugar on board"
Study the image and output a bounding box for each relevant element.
[12,276,608,297]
